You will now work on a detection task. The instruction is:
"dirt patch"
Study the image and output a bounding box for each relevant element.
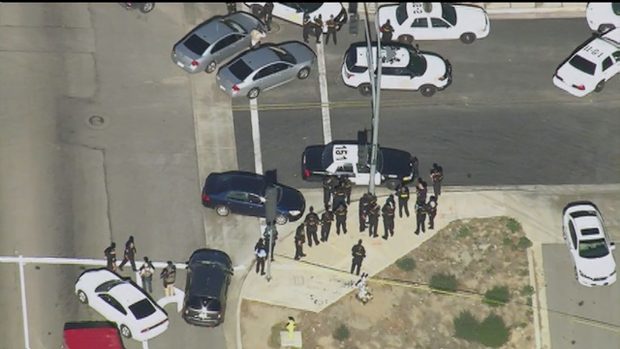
[241,217,535,349]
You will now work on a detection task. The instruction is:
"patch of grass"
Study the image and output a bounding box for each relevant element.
[454,312,510,348]
[483,285,511,307]
[333,323,350,342]
[268,322,282,348]
[453,311,479,342]
[396,257,416,272]
[457,226,472,238]
[430,273,458,293]
[517,236,533,250]
[521,285,535,297]
[506,218,521,233]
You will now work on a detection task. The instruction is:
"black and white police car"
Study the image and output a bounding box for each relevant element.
[342,41,452,97]
[553,28,620,97]
[301,140,415,190]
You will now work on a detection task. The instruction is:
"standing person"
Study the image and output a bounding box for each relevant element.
[359,192,372,232]
[260,2,274,31]
[396,183,410,218]
[225,2,236,14]
[302,13,312,43]
[160,261,176,297]
[139,256,155,293]
[427,195,438,230]
[381,201,395,240]
[313,14,323,43]
[332,183,347,210]
[322,176,337,208]
[118,236,137,272]
[320,205,334,242]
[104,242,117,272]
[334,203,348,235]
[263,229,278,262]
[250,27,266,48]
[325,14,337,45]
[367,200,380,238]
[254,238,267,275]
[430,163,444,198]
[380,19,394,42]
[416,178,428,205]
[414,201,427,235]
[304,206,321,247]
[385,194,395,208]
[294,223,306,260]
[350,239,366,276]
[341,176,352,204]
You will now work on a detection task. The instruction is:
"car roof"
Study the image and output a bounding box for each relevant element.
[238,45,283,70]
[568,206,605,240]
[576,34,620,62]
[354,45,412,68]
[107,283,147,305]
[208,171,267,195]
[189,264,228,298]
[324,143,360,165]
[195,17,236,40]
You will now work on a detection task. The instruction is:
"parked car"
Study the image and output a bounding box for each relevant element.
[376,2,490,44]
[552,28,620,97]
[182,249,233,327]
[74,269,169,341]
[342,41,451,97]
[301,140,415,190]
[63,321,125,349]
[202,171,305,224]
[562,201,617,287]
[586,2,620,32]
[244,2,347,32]
[217,41,316,99]
[171,12,265,74]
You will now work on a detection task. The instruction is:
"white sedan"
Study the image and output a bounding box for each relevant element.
[586,2,620,32]
[244,2,347,33]
[75,269,169,341]
[562,201,617,287]
[376,2,490,44]
[553,28,620,97]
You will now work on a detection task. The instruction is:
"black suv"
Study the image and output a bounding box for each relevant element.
[182,249,233,327]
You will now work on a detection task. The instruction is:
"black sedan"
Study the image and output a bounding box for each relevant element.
[201,171,305,224]
[182,249,233,327]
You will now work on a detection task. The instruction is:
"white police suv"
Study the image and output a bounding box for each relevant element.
[341,41,451,97]
[586,2,620,33]
[377,2,490,44]
[553,28,620,97]
[562,201,617,287]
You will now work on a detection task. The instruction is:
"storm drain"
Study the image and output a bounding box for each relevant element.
[87,115,107,130]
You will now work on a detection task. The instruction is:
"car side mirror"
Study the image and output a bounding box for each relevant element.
[610,242,616,251]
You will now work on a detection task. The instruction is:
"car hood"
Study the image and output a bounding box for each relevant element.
[380,148,413,176]
[576,254,616,278]
[422,54,448,78]
[277,185,306,212]
[454,5,488,31]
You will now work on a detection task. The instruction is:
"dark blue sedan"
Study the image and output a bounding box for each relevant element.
[201,171,305,224]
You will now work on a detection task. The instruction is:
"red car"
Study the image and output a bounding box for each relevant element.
[63,321,125,349]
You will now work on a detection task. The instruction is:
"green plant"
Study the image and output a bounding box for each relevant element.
[502,237,513,246]
[521,285,535,296]
[517,236,533,250]
[268,322,282,348]
[483,286,511,307]
[430,273,458,293]
[396,257,416,272]
[526,296,533,307]
[457,226,471,238]
[506,218,521,233]
[333,323,350,342]
[453,311,479,342]
[478,313,510,347]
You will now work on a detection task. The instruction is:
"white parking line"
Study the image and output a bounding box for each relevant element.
[142,340,150,349]
[316,41,332,144]
[249,98,263,175]
[18,256,30,349]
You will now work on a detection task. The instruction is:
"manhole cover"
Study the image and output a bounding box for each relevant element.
[87,115,108,129]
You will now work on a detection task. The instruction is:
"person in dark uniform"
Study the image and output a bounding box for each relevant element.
[332,183,347,210]
[254,238,267,275]
[302,13,312,43]
[320,205,334,242]
[416,178,428,205]
[263,228,278,261]
[260,2,274,31]
[396,183,410,218]
[359,192,372,232]
[225,2,236,14]
[380,19,394,42]
[427,195,438,230]
[294,223,306,260]
[104,242,117,272]
[322,176,337,209]
[430,163,444,199]
[351,239,366,275]
[340,176,352,204]
[414,201,427,235]
[118,236,137,272]
[367,200,380,238]
[325,14,337,45]
[335,203,348,235]
[304,206,321,247]
[382,201,395,240]
[313,14,323,43]
[385,194,395,208]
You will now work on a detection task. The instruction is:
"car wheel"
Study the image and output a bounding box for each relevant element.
[460,32,476,44]
[248,88,260,99]
[385,179,400,191]
[215,205,230,216]
[420,84,436,97]
[120,325,132,339]
[251,4,263,16]
[77,290,88,304]
[358,83,372,96]
[139,2,155,13]
[397,34,414,45]
[275,215,288,225]
[206,61,217,74]
[595,80,605,92]
[297,67,310,79]
[598,24,615,33]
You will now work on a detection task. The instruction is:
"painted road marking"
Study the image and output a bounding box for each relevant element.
[249,98,263,175]
[18,256,30,349]
[316,41,332,144]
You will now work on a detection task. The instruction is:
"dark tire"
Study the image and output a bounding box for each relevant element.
[77,290,88,304]
[139,2,154,13]
[420,84,437,97]
[297,67,310,79]
[460,32,476,44]
[215,205,230,216]
[251,4,263,16]
[358,83,372,96]
[248,87,260,99]
[120,325,132,339]
[275,215,288,225]
[595,80,605,92]
[397,34,414,45]
[385,180,400,191]
[598,24,615,33]
[206,61,217,74]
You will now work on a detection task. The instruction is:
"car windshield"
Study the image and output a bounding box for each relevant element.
[188,296,222,311]
[408,53,428,76]
[193,259,232,272]
[228,59,253,80]
[223,19,246,33]
[568,55,596,75]
[94,279,124,293]
[441,3,457,26]
[395,3,409,25]
[269,47,296,64]
[128,299,157,320]
[578,238,610,258]
[613,3,620,15]
[184,34,210,55]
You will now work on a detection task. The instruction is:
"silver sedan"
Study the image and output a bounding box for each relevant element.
[171,12,265,74]
[216,41,316,99]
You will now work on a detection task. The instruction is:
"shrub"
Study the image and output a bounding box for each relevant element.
[502,237,513,247]
[396,257,416,272]
[526,296,533,307]
[478,313,510,347]
[506,218,521,233]
[333,323,350,342]
[521,285,535,297]
[268,322,282,348]
[453,311,479,342]
[483,286,510,307]
[429,273,458,293]
[457,226,471,238]
[517,236,533,250]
